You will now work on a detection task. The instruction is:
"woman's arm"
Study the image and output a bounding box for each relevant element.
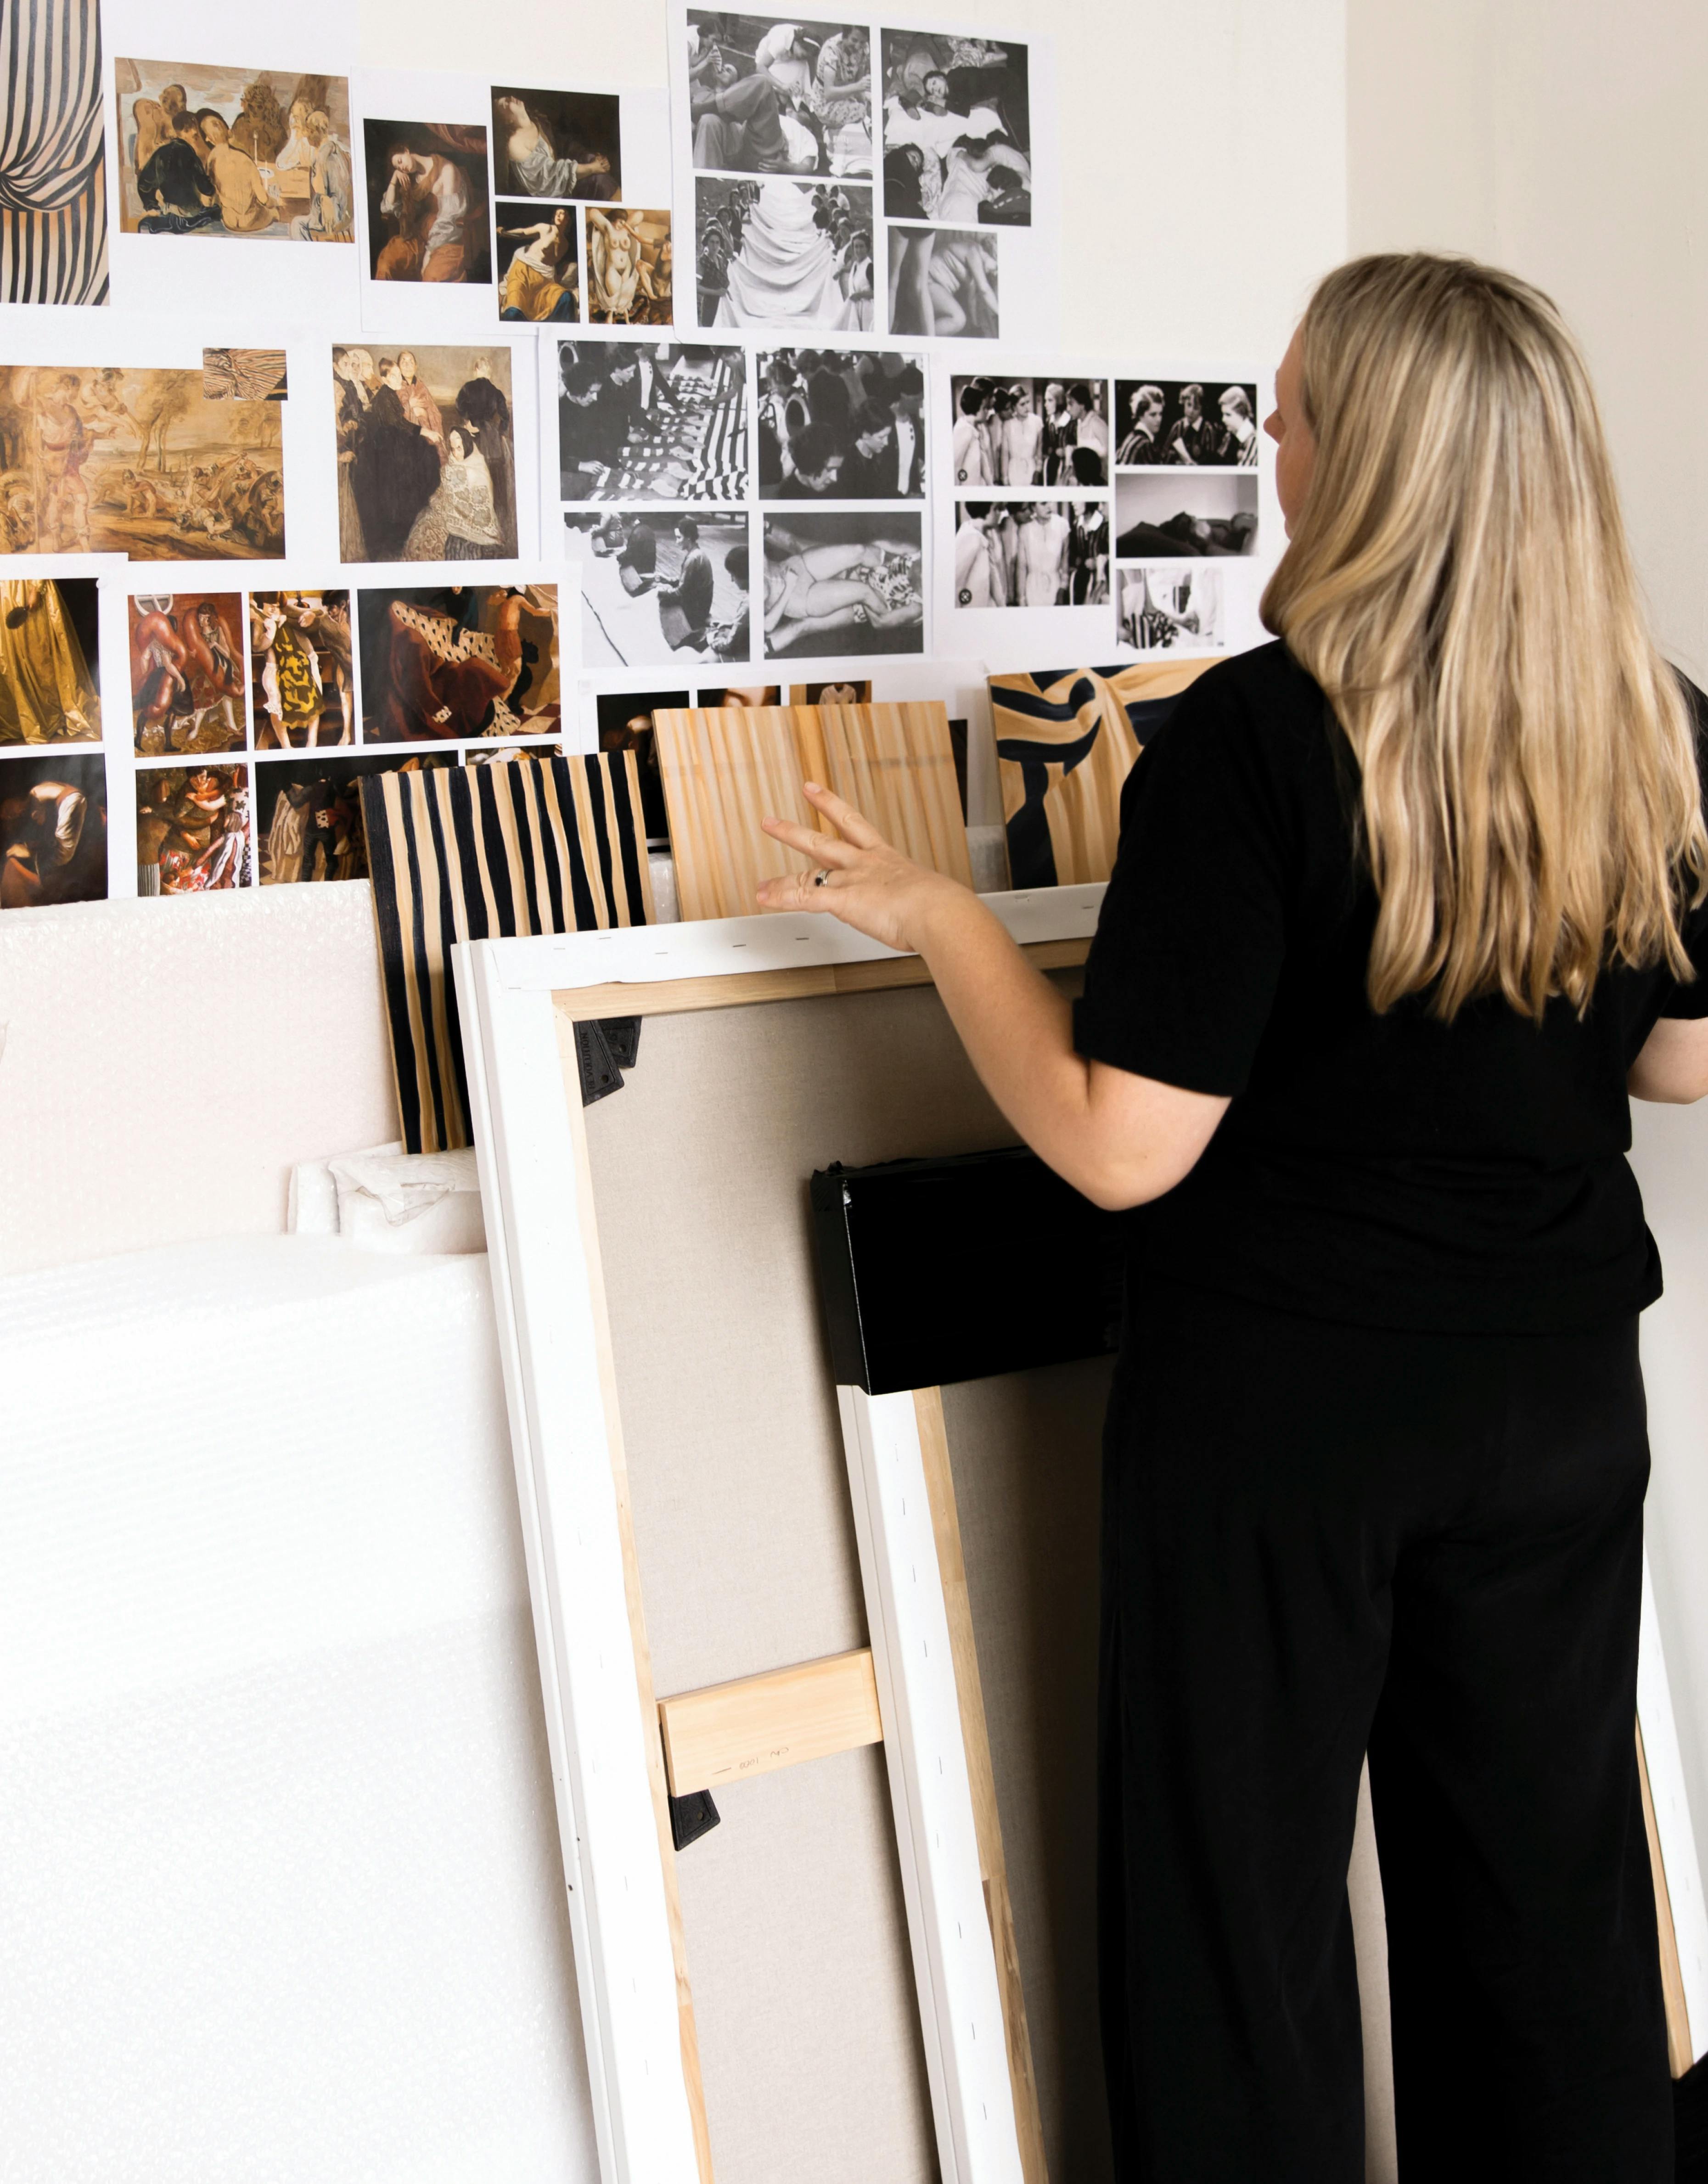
[1629,1015,1708,1102]
[759,785,1228,1207]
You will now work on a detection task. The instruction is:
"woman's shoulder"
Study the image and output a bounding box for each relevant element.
[1148,640,1330,774]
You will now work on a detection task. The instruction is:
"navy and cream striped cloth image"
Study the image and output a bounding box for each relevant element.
[0,0,107,307]
[361,753,654,1154]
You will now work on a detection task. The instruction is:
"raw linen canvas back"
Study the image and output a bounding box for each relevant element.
[571,971,1112,2181]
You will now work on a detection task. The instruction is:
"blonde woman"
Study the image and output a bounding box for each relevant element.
[755,255,1704,2178]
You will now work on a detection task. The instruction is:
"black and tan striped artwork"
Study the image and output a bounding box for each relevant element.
[0,0,108,307]
[361,752,655,1152]
[989,661,1215,889]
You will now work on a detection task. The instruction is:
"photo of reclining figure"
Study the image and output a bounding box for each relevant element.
[879,31,1030,224]
[687,13,873,178]
[759,510,923,655]
[0,365,286,560]
[116,59,352,242]
[492,87,622,201]
[1114,474,1258,558]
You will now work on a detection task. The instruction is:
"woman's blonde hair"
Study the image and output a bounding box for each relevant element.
[1263,253,1706,1019]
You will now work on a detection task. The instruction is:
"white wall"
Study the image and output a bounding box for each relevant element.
[1348,0,1708,1917]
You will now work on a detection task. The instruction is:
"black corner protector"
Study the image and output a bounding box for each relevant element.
[599,1015,642,1071]
[574,1018,624,1106]
[669,1787,721,1853]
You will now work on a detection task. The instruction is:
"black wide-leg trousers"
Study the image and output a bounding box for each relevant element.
[1097,1281,1672,2182]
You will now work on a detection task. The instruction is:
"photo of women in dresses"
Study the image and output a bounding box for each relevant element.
[687,15,874,178]
[950,376,1107,487]
[135,764,251,893]
[249,591,354,750]
[0,578,100,746]
[566,510,750,669]
[332,345,517,563]
[128,592,245,754]
[1113,380,1261,466]
[1118,563,1226,654]
[355,584,560,742]
[879,32,1029,223]
[557,342,747,502]
[757,347,926,498]
[491,88,620,200]
[888,226,997,338]
[696,177,873,330]
[1115,473,1259,558]
[759,511,923,654]
[586,208,673,325]
[362,119,490,284]
[954,501,1109,608]
[496,206,581,323]
[0,751,106,909]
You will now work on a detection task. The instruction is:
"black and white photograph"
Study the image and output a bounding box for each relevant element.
[949,376,1108,488]
[1118,563,1227,654]
[491,88,622,202]
[759,511,924,655]
[1115,473,1258,558]
[557,342,748,502]
[496,204,581,323]
[568,510,752,669]
[697,177,874,331]
[758,347,927,497]
[0,749,106,910]
[888,225,996,338]
[1114,379,1261,466]
[687,14,874,177]
[954,500,1110,608]
[879,31,1030,224]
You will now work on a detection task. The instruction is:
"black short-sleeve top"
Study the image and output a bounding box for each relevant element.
[1072,640,1708,1332]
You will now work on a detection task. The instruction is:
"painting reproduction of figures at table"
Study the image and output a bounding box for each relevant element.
[331,344,516,563]
[0,365,285,559]
[115,60,352,242]
[362,120,490,285]
[2,0,108,303]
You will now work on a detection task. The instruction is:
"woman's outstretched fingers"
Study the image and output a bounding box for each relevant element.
[802,780,884,848]
[761,814,857,864]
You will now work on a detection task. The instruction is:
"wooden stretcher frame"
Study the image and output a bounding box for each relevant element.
[454,893,1708,2184]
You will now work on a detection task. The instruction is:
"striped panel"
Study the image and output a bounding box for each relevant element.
[989,660,1215,889]
[360,753,654,1154]
[0,0,108,307]
[652,702,970,924]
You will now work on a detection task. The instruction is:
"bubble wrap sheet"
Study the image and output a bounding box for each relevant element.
[0,1236,595,2184]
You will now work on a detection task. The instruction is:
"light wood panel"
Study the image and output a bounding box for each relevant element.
[658,1649,884,1795]
[1638,1718,1695,2076]
[654,703,973,923]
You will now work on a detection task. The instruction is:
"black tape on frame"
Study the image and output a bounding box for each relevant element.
[809,1145,1125,1395]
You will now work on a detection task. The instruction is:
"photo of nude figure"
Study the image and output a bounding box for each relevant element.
[491,87,620,202]
[759,509,923,656]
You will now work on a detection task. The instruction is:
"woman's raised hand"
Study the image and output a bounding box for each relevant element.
[757,781,962,954]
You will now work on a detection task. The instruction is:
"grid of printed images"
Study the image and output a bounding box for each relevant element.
[556,334,929,667]
[1111,377,1259,655]
[123,581,562,896]
[949,372,1110,610]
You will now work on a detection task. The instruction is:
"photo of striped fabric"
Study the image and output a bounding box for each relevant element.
[0,0,108,307]
[990,660,1214,889]
[361,753,655,1153]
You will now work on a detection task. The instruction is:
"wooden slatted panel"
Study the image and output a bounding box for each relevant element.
[658,1649,884,1795]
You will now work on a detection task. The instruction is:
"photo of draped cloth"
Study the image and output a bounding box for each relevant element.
[0,581,100,743]
[0,0,108,305]
[715,180,861,330]
[989,661,1214,889]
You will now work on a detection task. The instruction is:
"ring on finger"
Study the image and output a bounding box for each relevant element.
[812,867,832,888]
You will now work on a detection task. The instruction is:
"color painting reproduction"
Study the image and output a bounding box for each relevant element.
[0,366,286,559]
[331,345,516,562]
[115,59,353,242]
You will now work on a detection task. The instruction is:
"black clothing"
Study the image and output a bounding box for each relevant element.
[1099,1280,1669,2183]
[352,386,439,563]
[1074,640,1708,1334]
[660,546,714,634]
[137,138,215,216]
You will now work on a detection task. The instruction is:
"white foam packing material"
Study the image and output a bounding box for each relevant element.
[0,1236,596,2181]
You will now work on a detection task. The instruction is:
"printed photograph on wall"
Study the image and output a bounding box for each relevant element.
[878,33,1030,224]
[950,375,1107,488]
[1115,473,1258,558]
[0,365,285,558]
[568,510,750,669]
[255,752,399,881]
[116,61,353,241]
[0,749,106,907]
[361,120,490,285]
[496,204,581,323]
[203,348,288,401]
[0,577,100,745]
[696,178,872,331]
[955,500,1110,608]
[491,87,621,201]
[887,226,995,338]
[3,0,108,305]
[686,14,873,177]
[758,347,925,497]
[331,344,516,562]
[356,583,560,742]
[1114,379,1260,466]
[596,686,685,845]
[249,591,354,750]
[129,591,245,754]
[557,341,747,501]
[135,762,251,892]
[586,208,673,324]
[760,510,923,654]
[790,676,871,702]
[1118,562,1227,654]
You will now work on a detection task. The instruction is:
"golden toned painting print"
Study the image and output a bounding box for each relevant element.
[0,578,101,744]
[114,59,353,242]
[0,365,285,559]
[128,592,246,754]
